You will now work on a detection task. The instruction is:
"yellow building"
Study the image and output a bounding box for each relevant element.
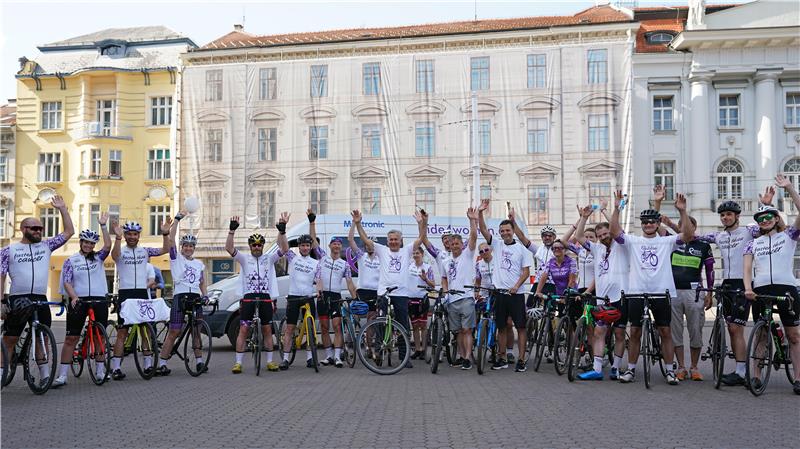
[13,27,196,295]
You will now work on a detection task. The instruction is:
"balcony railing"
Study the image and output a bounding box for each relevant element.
[711,199,754,214]
[779,197,799,215]
[79,122,133,141]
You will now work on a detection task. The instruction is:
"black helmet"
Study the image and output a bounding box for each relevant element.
[716,201,742,214]
[639,209,661,221]
[248,234,265,245]
[297,234,313,245]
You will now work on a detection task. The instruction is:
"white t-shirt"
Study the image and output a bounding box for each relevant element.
[744,227,800,288]
[408,261,434,299]
[618,233,678,295]
[60,249,110,298]
[117,246,162,290]
[349,248,381,290]
[170,247,206,295]
[316,247,352,294]
[583,239,629,302]
[698,225,759,280]
[475,259,493,291]
[284,250,321,297]
[443,247,477,302]
[374,243,414,296]
[233,249,281,296]
[570,243,595,290]
[526,241,554,284]
[488,238,533,290]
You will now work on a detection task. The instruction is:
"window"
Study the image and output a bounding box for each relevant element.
[41,101,62,130]
[588,183,611,223]
[647,32,674,44]
[40,208,59,238]
[363,63,381,96]
[470,57,490,91]
[588,114,609,152]
[150,96,172,126]
[258,191,276,228]
[416,59,434,93]
[470,120,491,155]
[719,95,740,128]
[259,68,277,100]
[101,45,122,56]
[206,70,223,101]
[258,128,277,161]
[527,118,548,153]
[527,185,548,225]
[415,187,435,215]
[206,129,222,162]
[527,54,546,89]
[149,205,171,236]
[0,153,7,183]
[0,208,6,238]
[783,158,800,197]
[716,159,743,200]
[90,204,101,232]
[362,124,382,158]
[204,191,221,228]
[109,150,122,178]
[90,149,101,177]
[147,149,170,180]
[653,161,676,201]
[309,126,328,160]
[38,153,61,182]
[786,93,800,126]
[587,49,608,84]
[309,189,328,215]
[653,96,674,131]
[109,205,120,225]
[310,65,328,98]
[81,151,87,177]
[96,100,115,135]
[415,122,435,157]
[362,188,381,214]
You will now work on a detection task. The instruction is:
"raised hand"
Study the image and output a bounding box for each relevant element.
[112,221,123,238]
[579,204,593,218]
[466,207,479,221]
[479,199,490,213]
[229,216,240,232]
[653,185,665,202]
[775,174,792,189]
[413,210,424,224]
[613,190,624,206]
[159,217,173,235]
[51,195,66,210]
[279,212,290,224]
[508,206,516,221]
[759,185,776,205]
[674,193,687,211]
[98,212,109,226]
[599,199,608,211]
[351,210,362,223]
[306,208,316,223]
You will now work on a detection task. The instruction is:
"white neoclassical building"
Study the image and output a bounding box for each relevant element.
[178,5,640,272]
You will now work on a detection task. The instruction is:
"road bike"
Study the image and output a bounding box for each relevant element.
[279,295,320,373]
[107,295,159,380]
[340,298,367,368]
[465,285,508,375]
[566,295,616,382]
[160,295,217,376]
[241,296,275,376]
[356,286,411,375]
[551,290,583,375]
[745,292,795,397]
[532,294,560,372]
[420,286,462,374]
[69,298,112,385]
[621,291,670,389]
[696,285,742,389]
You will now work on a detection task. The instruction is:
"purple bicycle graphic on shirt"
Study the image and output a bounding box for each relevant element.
[138,301,156,320]
[599,258,610,272]
[640,249,659,267]
[501,257,513,270]
[183,267,197,284]
[448,262,457,278]
[389,256,402,272]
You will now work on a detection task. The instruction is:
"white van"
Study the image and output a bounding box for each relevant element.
[206,213,520,346]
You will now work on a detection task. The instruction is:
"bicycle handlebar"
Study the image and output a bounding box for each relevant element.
[463,285,510,295]
[620,291,671,300]
[695,285,743,302]
[417,286,465,296]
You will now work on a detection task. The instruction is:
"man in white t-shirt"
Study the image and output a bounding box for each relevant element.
[611,190,694,385]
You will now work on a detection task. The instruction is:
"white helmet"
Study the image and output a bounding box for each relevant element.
[526,307,544,320]
[122,221,142,232]
[180,234,198,245]
[540,225,557,236]
[78,229,100,243]
[753,205,780,221]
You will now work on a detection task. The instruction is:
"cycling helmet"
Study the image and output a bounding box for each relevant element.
[753,205,780,221]
[297,234,313,246]
[540,225,557,236]
[122,221,142,232]
[639,209,661,221]
[526,307,544,320]
[78,229,100,243]
[716,200,742,215]
[592,305,622,324]
[248,234,265,245]
[441,229,454,237]
[349,300,369,316]
[180,234,198,245]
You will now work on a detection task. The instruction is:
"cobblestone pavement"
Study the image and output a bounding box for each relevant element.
[1,322,798,449]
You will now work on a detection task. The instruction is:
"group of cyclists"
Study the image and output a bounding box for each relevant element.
[1,172,798,396]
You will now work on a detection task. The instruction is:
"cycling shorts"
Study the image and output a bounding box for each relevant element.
[625,294,671,328]
[240,293,273,326]
[2,294,51,337]
[356,289,378,312]
[116,288,149,327]
[318,291,343,320]
[170,293,203,330]
[495,292,526,329]
[752,284,800,328]
[66,296,109,336]
[408,297,429,325]
[285,295,317,326]
[720,279,752,326]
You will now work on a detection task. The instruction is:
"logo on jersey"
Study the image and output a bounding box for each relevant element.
[389,255,402,272]
[640,247,659,268]
[183,265,198,284]
[448,261,457,279]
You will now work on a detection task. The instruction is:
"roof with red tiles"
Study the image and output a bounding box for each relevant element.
[0,103,16,127]
[632,4,739,53]
[197,5,633,51]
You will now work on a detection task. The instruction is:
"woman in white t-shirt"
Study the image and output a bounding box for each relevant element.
[408,247,435,360]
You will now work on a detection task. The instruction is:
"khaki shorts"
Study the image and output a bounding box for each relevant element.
[446,297,476,331]
[670,289,704,348]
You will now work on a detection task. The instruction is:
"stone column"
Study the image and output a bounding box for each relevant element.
[689,72,712,210]
[754,70,780,190]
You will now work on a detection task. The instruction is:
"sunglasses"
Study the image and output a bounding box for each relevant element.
[479,248,491,254]
[24,226,44,232]
[640,219,658,225]
[553,246,565,251]
[250,243,264,248]
[756,214,775,223]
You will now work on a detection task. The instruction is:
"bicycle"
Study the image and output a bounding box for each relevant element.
[551,290,583,376]
[107,295,159,380]
[464,285,508,375]
[566,294,609,382]
[420,286,463,374]
[745,292,795,397]
[279,295,320,373]
[340,298,368,368]
[160,296,218,377]
[532,294,560,372]
[696,285,742,389]
[621,291,670,389]
[241,297,275,376]
[356,286,411,375]
[69,298,113,385]
[1,298,64,394]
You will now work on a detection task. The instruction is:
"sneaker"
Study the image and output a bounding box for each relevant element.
[750,377,763,391]
[721,372,745,386]
[279,360,289,371]
[577,370,603,380]
[320,357,334,366]
[111,369,126,381]
[155,366,171,377]
[793,380,800,395]
[544,348,553,364]
[619,369,635,383]
[609,367,619,380]
[143,367,154,377]
[334,358,344,368]
[514,360,527,372]
[690,368,704,381]
[666,371,679,385]
[51,375,67,388]
[306,359,316,368]
[197,363,208,374]
[461,359,473,370]
[410,351,418,360]
[491,359,508,370]
[231,363,242,374]
[451,357,464,367]
[405,360,414,369]
[675,368,688,381]
[266,362,279,372]
[506,353,516,364]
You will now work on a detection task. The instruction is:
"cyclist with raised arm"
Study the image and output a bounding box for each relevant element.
[156,211,208,376]
[280,214,322,370]
[346,225,381,325]
[53,214,110,388]
[743,175,800,394]
[509,208,556,296]
[477,200,532,372]
[474,242,515,362]
[109,218,171,380]
[409,246,434,360]
[227,213,288,374]
[352,208,426,369]
[611,190,694,385]
[309,211,358,368]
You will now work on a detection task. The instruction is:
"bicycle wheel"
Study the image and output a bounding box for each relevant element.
[154,321,171,359]
[356,318,410,375]
[642,319,653,389]
[430,317,444,374]
[553,317,571,376]
[23,323,57,395]
[251,324,262,376]
[567,320,586,382]
[653,328,667,377]
[342,316,357,368]
[86,322,111,386]
[476,318,489,375]
[1,340,7,388]
[533,318,551,372]
[71,335,84,378]
[184,320,213,377]
[306,315,318,373]
[424,324,433,364]
[277,318,297,366]
[525,316,538,360]
[604,330,616,366]
[131,323,157,380]
[711,318,727,389]
[3,337,22,387]
[106,321,118,348]
[745,320,772,397]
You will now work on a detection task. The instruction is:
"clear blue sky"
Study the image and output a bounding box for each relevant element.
[0,0,747,102]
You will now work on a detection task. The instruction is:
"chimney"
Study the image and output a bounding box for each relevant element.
[234,24,244,32]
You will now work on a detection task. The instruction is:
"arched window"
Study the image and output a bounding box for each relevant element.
[100,45,122,56]
[783,158,800,197]
[647,32,674,44]
[716,159,743,199]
